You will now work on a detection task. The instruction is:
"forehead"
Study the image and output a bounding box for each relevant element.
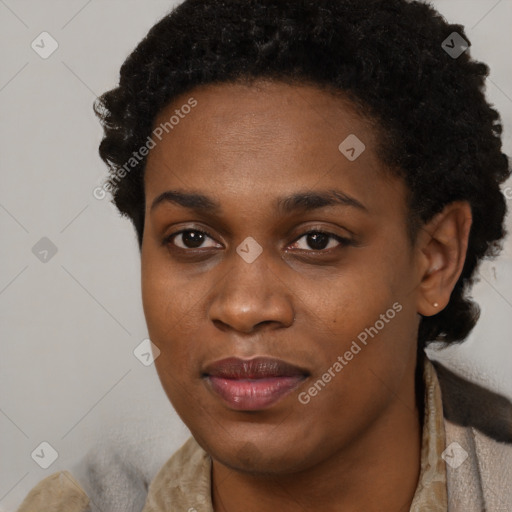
[144,80,404,218]
[149,79,373,163]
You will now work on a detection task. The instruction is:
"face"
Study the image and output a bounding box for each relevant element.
[141,80,424,475]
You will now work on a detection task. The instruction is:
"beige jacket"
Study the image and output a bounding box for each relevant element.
[16,358,512,511]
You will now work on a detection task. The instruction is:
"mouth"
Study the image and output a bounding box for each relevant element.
[202,356,309,411]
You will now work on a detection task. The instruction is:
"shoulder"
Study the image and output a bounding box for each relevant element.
[16,417,184,512]
[431,359,512,444]
[431,360,512,510]
[66,421,180,512]
[16,470,90,512]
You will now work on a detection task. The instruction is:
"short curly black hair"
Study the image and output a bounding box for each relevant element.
[94,0,510,348]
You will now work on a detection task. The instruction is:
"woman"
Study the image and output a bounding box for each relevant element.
[17,0,512,510]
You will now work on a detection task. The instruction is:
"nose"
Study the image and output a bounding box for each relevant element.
[208,253,295,334]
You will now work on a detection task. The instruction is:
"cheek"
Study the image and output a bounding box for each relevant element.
[141,261,205,412]
[299,253,415,401]
[310,263,399,339]
[142,243,193,326]
[141,267,172,338]
[141,251,194,367]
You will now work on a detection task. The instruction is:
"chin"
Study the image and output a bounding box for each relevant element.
[197,428,315,475]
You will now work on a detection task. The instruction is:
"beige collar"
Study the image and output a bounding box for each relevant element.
[409,356,448,510]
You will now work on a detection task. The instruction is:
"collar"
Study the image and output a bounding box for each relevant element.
[409,355,448,510]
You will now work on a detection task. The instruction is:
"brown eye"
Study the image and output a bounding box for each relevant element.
[289,230,352,252]
[166,229,219,250]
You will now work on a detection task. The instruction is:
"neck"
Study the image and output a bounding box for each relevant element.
[211,365,423,512]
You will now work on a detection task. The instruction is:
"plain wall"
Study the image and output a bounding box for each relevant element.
[1,1,511,510]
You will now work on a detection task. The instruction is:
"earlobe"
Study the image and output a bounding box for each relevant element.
[416,201,472,317]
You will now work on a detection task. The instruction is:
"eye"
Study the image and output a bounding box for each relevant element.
[165,228,220,250]
[289,230,352,252]
[163,227,353,253]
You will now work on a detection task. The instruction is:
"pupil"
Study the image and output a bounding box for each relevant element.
[183,230,204,248]
[180,231,329,250]
[308,232,328,250]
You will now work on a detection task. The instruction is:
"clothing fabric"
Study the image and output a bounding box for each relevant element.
[16,357,512,512]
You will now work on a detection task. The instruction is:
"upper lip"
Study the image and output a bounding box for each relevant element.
[202,357,309,379]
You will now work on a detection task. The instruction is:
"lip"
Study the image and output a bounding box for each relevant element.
[202,357,309,411]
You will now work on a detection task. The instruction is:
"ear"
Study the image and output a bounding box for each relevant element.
[415,201,472,317]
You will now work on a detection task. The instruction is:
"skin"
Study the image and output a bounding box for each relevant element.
[141,80,472,511]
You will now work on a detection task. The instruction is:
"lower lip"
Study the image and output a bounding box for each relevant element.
[205,376,305,411]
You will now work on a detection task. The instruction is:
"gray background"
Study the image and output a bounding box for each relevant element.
[1,0,511,510]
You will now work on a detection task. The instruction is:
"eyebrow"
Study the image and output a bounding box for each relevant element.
[150,189,368,215]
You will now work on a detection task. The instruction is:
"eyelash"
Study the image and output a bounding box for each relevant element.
[163,227,353,254]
